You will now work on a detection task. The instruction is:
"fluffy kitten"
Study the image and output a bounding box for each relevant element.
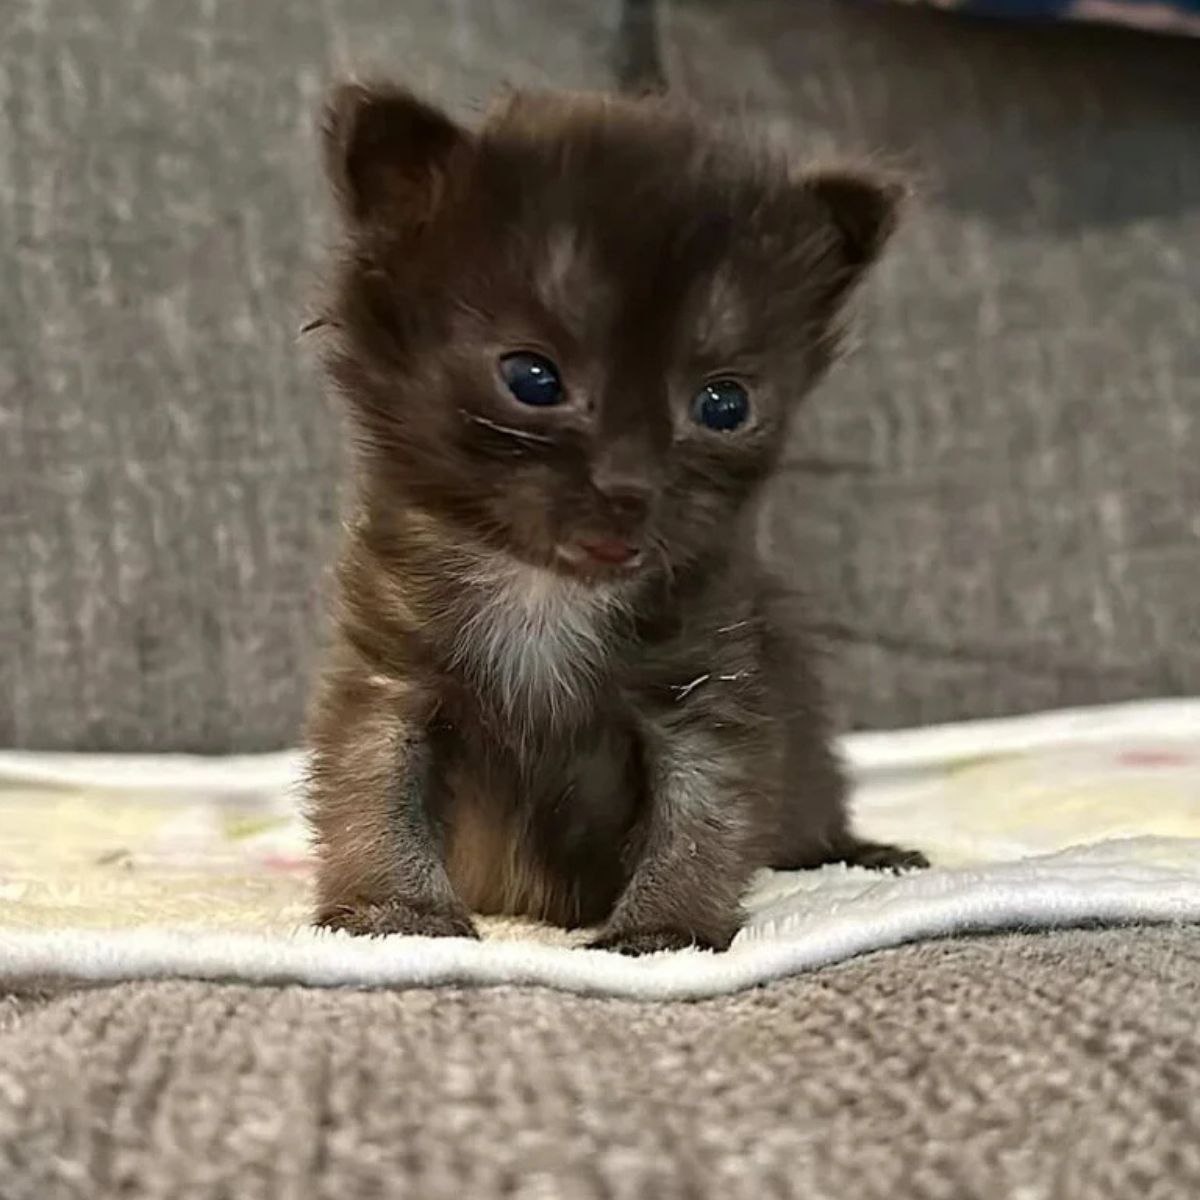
[306,83,926,954]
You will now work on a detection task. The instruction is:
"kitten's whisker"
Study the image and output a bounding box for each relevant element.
[460,409,557,447]
[648,534,676,587]
[297,316,338,339]
[670,673,710,701]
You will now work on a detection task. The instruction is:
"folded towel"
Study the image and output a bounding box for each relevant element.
[1,700,1197,999]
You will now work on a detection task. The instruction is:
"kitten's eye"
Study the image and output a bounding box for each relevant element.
[691,379,751,432]
[499,352,564,407]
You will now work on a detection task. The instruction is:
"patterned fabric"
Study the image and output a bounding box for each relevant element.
[890,0,1200,34]
[2,703,1198,997]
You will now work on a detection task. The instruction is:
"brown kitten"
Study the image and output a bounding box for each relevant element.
[305,83,926,955]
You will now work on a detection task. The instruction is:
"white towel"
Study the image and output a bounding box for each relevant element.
[1,700,1198,999]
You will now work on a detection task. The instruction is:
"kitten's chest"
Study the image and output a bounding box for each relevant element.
[448,560,625,725]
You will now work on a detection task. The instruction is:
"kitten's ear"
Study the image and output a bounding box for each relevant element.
[322,83,469,227]
[806,168,907,277]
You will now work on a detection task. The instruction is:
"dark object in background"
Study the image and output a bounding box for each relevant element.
[884,0,1200,36]
[306,84,924,952]
[613,0,668,92]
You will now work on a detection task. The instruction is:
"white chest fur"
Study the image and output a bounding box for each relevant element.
[451,558,625,724]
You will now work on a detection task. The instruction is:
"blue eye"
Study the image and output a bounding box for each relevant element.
[499,352,564,407]
[691,380,751,432]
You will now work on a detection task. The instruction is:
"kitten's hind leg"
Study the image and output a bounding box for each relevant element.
[826,837,929,872]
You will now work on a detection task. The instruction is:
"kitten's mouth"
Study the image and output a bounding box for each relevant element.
[555,537,644,577]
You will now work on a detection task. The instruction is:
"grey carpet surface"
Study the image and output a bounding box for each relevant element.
[1,926,1198,1199]
[3,0,1199,749]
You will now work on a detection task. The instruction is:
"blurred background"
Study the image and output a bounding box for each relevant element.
[2,0,1198,752]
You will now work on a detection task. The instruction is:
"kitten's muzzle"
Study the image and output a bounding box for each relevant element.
[560,472,655,574]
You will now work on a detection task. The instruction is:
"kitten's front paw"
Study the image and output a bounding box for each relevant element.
[587,927,731,956]
[316,899,479,940]
[837,839,929,872]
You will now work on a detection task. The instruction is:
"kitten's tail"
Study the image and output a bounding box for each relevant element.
[613,0,667,95]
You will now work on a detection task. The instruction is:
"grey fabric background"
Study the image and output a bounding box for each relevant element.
[2,0,1197,751]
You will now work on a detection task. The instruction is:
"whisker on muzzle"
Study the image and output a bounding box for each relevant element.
[459,409,558,447]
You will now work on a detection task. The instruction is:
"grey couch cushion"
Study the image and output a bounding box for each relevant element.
[2,0,1197,750]
[0,0,617,751]
[669,1,1200,728]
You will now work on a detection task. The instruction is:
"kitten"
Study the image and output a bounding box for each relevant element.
[305,83,926,955]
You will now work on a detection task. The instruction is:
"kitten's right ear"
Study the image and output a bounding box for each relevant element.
[322,83,468,227]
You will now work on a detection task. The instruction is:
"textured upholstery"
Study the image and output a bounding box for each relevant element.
[2,0,1197,749]
[2,928,1198,1199]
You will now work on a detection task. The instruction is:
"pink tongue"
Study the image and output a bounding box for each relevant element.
[578,538,637,565]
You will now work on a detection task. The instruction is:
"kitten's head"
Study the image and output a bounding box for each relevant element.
[318,84,902,582]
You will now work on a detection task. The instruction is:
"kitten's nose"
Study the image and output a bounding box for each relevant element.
[594,477,652,521]
[590,456,656,525]
[591,481,653,541]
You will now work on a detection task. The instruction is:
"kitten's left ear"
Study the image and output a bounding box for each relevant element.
[806,168,907,281]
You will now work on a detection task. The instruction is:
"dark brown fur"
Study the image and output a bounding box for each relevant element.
[305,84,925,954]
